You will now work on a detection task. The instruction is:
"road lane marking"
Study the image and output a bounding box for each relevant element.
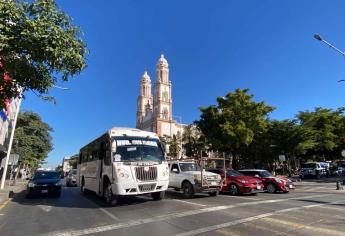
[219,195,261,201]
[172,199,207,207]
[0,198,11,211]
[240,222,292,235]
[262,217,345,236]
[40,193,331,236]
[37,205,53,212]
[173,199,345,236]
[99,208,119,221]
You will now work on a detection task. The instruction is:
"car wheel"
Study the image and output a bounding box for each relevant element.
[209,190,219,197]
[182,181,194,198]
[267,183,276,193]
[151,191,165,200]
[229,184,239,196]
[104,183,118,206]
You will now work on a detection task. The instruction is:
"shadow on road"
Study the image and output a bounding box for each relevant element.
[296,198,345,207]
[11,186,175,209]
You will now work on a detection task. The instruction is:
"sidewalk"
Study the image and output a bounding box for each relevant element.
[0,180,27,206]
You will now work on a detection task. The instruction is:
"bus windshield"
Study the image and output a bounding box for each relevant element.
[112,138,165,162]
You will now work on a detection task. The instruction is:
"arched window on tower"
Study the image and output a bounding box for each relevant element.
[162,108,169,120]
[162,91,169,101]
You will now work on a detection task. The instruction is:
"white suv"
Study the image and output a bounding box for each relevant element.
[168,161,222,198]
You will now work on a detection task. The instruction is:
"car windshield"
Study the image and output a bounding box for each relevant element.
[113,138,165,162]
[34,171,60,180]
[260,171,273,177]
[179,163,201,172]
[227,170,244,176]
[301,163,316,168]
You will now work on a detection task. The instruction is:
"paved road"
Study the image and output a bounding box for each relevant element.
[0,181,344,236]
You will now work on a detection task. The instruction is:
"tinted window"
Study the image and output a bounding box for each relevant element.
[301,163,316,168]
[239,171,251,176]
[259,171,273,177]
[227,170,243,176]
[179,163,201,171]
[34,172,60,180]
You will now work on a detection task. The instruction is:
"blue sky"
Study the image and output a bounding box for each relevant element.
[21,0,345,167]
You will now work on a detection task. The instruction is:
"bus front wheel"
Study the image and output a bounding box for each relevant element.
[104,183,119,206]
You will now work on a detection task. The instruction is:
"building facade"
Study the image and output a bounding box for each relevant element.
[136,54,184,138]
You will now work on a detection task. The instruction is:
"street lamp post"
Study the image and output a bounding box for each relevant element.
[314,34,345,83]
[0,85,69,190]
[314,34,345,57]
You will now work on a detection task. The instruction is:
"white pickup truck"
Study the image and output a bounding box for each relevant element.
[168,161,222,198]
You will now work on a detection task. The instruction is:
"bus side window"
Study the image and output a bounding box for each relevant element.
[102,142,111,166]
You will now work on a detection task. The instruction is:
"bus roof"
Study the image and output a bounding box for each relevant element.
[108,127,159,139]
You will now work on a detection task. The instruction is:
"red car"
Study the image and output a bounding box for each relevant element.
[207,169,264,195]
[238,169,295,193]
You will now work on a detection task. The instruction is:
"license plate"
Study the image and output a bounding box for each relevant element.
[289,185,293,188]
[41,190,48,193]
[257,185,261,190]
[211,181,217,186]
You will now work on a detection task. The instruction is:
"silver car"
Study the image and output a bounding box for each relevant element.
[66,169,77,187]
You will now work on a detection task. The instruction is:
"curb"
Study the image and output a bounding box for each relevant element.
[0,182,27,210]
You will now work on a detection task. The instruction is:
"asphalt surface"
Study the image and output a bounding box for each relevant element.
[0,181,344,236]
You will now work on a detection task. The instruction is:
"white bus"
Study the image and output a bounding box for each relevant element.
[77,127,169,205]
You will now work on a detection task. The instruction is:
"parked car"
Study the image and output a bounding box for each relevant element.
[299,162,329,179]
[26,170,62,197]
[168,161,222,198]
[66,169,77,187]
[207,168,264,195]
[238,169,294,193]
[330,166,345,176]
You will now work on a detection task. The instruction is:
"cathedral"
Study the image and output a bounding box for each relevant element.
[136,54,183,138]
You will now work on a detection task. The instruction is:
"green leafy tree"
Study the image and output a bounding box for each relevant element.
[12,111,53,169]
[297,107,345,160]
[182,124,206,157]
[69,154,78,169]
[244,120,315,170]
[162,134,182,159]
[196,88,275,169]
[0,0,88,106]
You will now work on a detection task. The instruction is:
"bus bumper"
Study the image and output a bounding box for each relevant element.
[112,180,169,195]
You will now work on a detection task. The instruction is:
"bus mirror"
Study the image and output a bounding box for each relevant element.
[111,141,116,152]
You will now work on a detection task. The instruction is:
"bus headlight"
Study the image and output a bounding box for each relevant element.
[117,169,130,179]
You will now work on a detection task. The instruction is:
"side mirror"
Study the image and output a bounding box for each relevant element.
[172,168,179,173]
[254,174,260,178]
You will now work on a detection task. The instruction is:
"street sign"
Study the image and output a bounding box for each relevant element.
[341,150,345,158]
[279,155,286,162]
[8,154,19,166]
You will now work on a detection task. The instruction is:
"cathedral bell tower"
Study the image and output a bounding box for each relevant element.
[153,54,172,121]
[136,71,153,128]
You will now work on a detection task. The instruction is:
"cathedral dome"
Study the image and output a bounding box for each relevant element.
[141,71,151,82]
[157,54,168,68]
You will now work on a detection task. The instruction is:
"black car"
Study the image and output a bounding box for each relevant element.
[26,171,62,197]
